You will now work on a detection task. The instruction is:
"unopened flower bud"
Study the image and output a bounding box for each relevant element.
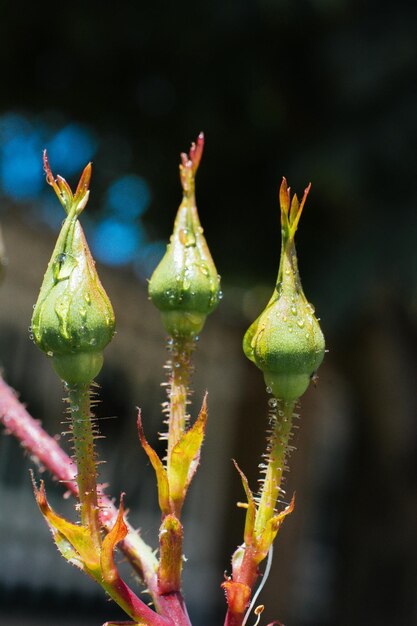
[31,152,115,385]
[149,134,221,338]
[243,178,325,401]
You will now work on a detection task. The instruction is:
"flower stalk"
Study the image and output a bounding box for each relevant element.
[66,383,102,550]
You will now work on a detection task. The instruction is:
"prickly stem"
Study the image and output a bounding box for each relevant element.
[254,400,295,536]
[166,336,195,465]
[66,383,102,550]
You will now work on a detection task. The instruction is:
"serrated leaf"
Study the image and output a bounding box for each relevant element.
[168,394,207,514]
[137,409,170,515]
[233,460,256,545]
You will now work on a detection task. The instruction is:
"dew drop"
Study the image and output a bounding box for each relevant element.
[266,386,272,394]
[297,319,305,328]
[268,398,278,408]
[199,263,209,276]
[291,306,297,316]
[179,228,196,247]
[47,351,54,357]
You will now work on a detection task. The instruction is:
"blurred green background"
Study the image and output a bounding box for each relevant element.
[0,1,416,625]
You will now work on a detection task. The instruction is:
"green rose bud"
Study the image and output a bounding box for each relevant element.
[243,177,325,401]
[149,133,221,338]
[31,152,115,385]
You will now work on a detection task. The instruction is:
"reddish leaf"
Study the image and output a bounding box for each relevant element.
[101,496,128,584]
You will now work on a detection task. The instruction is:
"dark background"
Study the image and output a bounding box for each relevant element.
[0,1,417,625]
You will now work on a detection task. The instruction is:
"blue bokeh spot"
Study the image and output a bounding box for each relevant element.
[91,218,143,266]
[0,132,44,199]
[47,124,97,175]
[106,175,151,219]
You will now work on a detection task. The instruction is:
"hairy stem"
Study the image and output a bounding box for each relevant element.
[254,399,295,536]
[224,400,296,626]
[0,375,194,624]
[67,383,102,550]
[166,336,194,467]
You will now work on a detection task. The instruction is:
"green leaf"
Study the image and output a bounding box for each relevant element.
[233,460,256,546]
[32,477,99,571]
[137,409,170,516]
[168,394,207,514]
